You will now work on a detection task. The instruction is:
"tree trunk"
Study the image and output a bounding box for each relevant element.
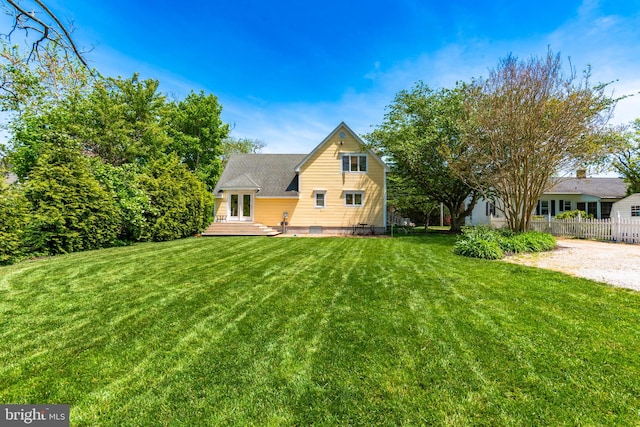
[450,214,466,233]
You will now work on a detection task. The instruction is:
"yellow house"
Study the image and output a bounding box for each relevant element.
[208,122,389,235]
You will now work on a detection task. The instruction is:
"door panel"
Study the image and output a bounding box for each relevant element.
[230,194,239,218]
[242,194,251,219]
[228,193,253,221]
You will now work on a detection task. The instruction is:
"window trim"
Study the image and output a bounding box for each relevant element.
[341,154,367,173]
[314,190,326,208]
[632,205,640,217]
[344,191,364,207]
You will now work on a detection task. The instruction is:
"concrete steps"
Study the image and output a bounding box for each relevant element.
[201,222,281,237]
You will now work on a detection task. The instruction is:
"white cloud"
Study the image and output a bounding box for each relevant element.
[225,1,639,152]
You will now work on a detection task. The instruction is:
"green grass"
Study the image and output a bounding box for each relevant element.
[1,235,639,426]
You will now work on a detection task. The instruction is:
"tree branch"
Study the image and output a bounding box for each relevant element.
[3,0,89,68]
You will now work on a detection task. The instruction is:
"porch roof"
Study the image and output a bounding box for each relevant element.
[214,154,306,198]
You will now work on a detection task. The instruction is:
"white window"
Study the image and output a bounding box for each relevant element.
[342,154,367,172]
[562,200,571,211]
[314,191,326,208]
[632,206,640,217]
[344,191,364,207]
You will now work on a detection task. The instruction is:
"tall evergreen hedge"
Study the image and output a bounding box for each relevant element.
[21,135,121,255]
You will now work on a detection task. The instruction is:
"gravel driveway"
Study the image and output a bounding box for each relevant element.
[503,238,640,291]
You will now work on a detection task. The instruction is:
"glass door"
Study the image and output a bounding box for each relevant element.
[228,193,253,221]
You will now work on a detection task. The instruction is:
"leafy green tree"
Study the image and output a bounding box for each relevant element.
[1,39,91,173]
[0,40,91,115]
[91,160,152,241]
[387,173,438,227]
[168,90,229,190]
[76,74,172,166]
[611,119,640,195]
[137,155,214,241]
[446,51,616,232]
[220,136,266,168]
[22,133,121,255]
[366,82,479,232]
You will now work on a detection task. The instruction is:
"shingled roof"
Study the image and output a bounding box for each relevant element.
[213,154,306,198]
[546,177,627,199]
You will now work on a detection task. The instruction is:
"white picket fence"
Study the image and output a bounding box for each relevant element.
[516,217,640,243]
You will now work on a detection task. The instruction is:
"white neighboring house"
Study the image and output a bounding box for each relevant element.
[610,194,640,220]
[466,173,628,226]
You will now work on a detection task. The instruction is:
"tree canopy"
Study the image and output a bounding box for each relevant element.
[168,90,229,190]
[445,51,617,232]
[366,82,478,232]
[0,17,232,262]
[611,119,640,195]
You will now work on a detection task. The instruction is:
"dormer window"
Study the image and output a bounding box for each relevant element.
[342,154,367,172]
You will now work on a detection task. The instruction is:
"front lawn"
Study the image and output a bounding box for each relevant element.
[1,235,639,425]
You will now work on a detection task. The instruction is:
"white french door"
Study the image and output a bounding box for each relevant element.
[228,193,253,221]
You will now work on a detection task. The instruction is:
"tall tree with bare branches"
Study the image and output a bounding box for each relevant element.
[0,1,91,113]
[444,51,617,232]
[2,0,88,67]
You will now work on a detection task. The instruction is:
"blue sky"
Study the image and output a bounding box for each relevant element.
[8,0,640,153]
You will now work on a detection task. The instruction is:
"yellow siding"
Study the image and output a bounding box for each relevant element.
[214,197,226,219]
[214,124,387,229]
[295,125,386,228]
[254,198,299,227]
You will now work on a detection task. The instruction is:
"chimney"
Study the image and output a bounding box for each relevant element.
[576,169,587,179]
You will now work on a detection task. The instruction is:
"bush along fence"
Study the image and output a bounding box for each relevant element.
[491,216,640,243]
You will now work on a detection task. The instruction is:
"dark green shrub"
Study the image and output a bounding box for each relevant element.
[455,226,555,259]
[512,231,556,252]
[454,236,504,260]
[497,234,529,254]
[137,155,214,241]
[454,226,505,259]
[22,135,121,255]
[0,178,30,264]
[91,160,152,241]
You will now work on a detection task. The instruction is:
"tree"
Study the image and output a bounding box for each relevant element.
[22,132,121,255]
[2,0,89,68]
[76,74,172,166]
[366,82,479,232]
[611,119,640,195]
[1,38,91,165]
[168,90,229,190]
[136,155,214,241]
[445,51,616,232]
[90,160,152,241]
[220,136,266,168]
[386,172,439,227]
[0,167,29,264]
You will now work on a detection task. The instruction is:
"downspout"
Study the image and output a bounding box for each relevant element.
[383,170,388,233]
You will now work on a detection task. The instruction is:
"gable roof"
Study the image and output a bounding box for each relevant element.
[546,177,627,199]
[213,154,306,197]
[294,122,390,172]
